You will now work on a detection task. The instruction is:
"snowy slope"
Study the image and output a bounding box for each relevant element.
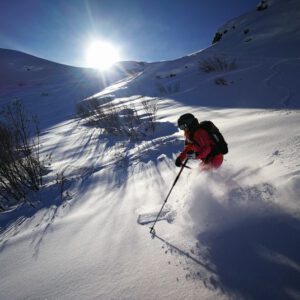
[213,0,300,58]
[0,48,144,129]
[1,1,300,300]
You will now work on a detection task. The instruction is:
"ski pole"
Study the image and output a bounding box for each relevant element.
[150,158,189,235]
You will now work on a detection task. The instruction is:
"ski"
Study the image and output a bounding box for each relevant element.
[137,209,175,225]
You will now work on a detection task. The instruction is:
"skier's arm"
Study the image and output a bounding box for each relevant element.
[178,143,193,161]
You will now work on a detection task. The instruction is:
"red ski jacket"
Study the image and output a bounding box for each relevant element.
[178,128,223,168]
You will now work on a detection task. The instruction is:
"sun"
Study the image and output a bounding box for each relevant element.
[86,40,120,70]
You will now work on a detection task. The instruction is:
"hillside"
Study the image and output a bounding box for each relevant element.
[0,48,144,129]
[0,0,300,299]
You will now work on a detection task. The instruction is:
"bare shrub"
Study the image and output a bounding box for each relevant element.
[77,97,158,139]
[199,56,236,73]
[257,0,268,11]
[102,103,121,133]
[0,101,47,210]
[212,32,222,44]
[55,169,71,202]
[215,77,228,85]
[142,99,158,131]
[118,105,142,138]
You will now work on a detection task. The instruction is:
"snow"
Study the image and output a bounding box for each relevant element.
[1,0,300,299]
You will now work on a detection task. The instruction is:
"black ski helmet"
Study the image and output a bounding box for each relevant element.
[177,113,199,131]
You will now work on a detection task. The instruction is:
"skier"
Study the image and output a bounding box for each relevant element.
[175,113,224,169]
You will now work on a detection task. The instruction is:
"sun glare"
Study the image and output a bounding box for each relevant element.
[86,40,120,70]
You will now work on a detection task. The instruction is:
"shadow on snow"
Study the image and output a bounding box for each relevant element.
[199,212,300,300]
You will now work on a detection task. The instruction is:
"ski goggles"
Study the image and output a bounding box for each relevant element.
[179,123,187,130]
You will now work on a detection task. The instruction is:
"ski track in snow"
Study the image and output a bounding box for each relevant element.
[264,58,300,107]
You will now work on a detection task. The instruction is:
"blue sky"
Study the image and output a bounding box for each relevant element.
[0,0,259,67]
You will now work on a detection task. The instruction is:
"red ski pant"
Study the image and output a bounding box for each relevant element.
[202,154,223,169]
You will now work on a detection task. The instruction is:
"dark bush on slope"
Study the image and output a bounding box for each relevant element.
[0,101,47,211]
[257,0,268,11]
[212,32,223,44]
[199,56,237,73]
[76,97,158,139]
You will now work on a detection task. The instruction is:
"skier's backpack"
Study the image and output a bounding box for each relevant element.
[198,120,228,156]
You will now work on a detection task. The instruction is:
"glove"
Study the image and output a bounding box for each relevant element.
[175,156,182,167]
[186,150,197,159]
